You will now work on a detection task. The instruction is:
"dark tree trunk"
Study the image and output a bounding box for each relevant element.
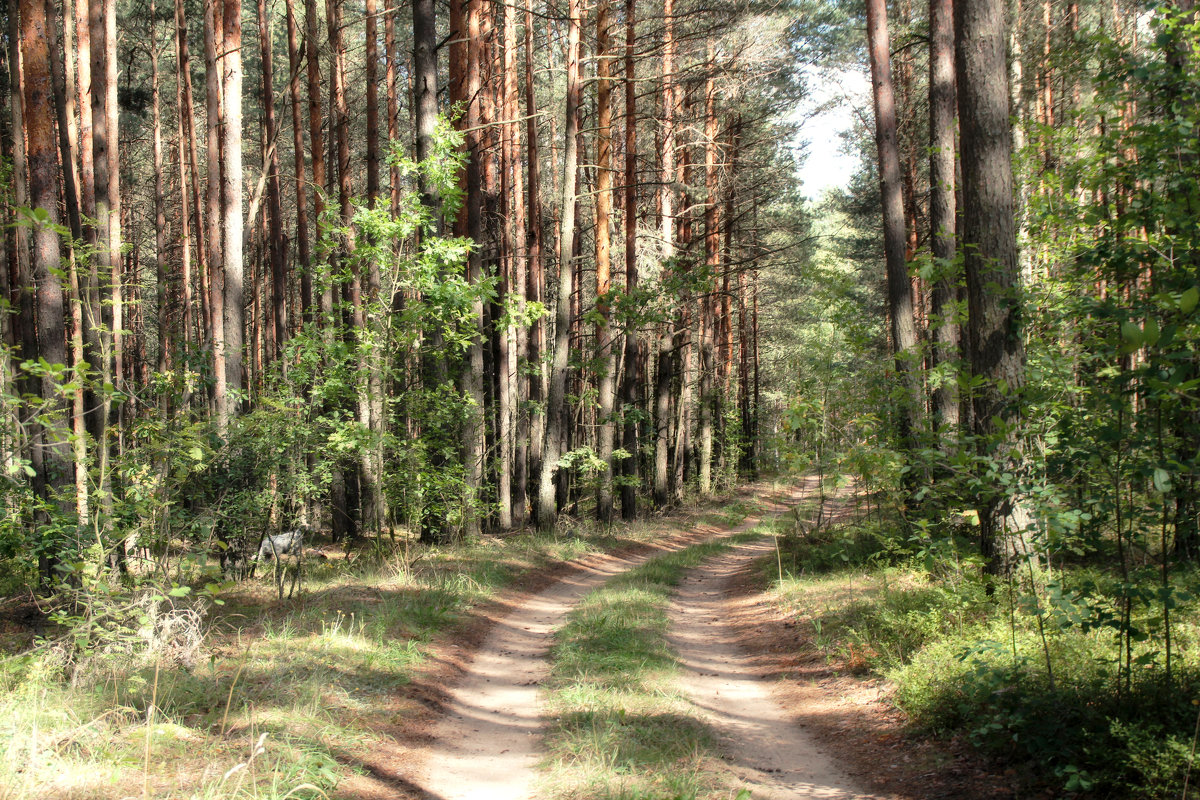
[537,0,580,529]
[929,0,960,435]
[866,0,921,456]
[956,0,1026,572]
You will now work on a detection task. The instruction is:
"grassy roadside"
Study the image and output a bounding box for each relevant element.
[0,492,760,800]
[753,492,1200,799]
[538,529,764,800]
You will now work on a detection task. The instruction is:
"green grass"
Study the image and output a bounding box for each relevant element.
[0,491,762,800]
[539,530,763,800]
[758,508,1200,798]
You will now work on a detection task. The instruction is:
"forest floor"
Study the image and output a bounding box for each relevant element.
[0,477,1011,799]
[341,476,1008,800]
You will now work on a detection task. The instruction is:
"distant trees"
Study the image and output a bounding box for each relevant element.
[0,0,798,589]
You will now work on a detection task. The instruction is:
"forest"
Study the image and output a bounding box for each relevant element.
[0,0,1198,793]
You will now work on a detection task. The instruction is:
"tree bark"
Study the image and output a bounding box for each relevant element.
[654,0,677,506]
[929,0,960,434]
[284,0,311,321]
[204,0,227,426]
[594,0,616,523]
[619,0,638,519]
[537,0,581,529]
[257,0,287,360]
[22,0,73,583]
[956,0,1026,572]
[866,0,921,456]
[524,0,546,521]
[222,0,245,431]
[698,41,719,497]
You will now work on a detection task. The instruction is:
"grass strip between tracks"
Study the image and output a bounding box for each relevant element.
[539,528,765,800]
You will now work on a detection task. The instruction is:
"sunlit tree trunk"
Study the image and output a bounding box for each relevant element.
[151,1,169,374]
[222,0,245,431]
[88,0,116,559]
[204,0,227,426]
[460,0,487,537]
[45,0,89,518]
[594,0,616,523]
[654,0,677,506]
[698,41,719,497]
[505,0,528,526]
[22,0,72,584]
[537,0,580,529]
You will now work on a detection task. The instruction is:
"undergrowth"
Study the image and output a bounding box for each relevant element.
[762,502,1200,798]
[0,491,755,799]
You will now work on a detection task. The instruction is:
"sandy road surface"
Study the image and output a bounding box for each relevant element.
[406,483,879,800]
[668,534,874,799]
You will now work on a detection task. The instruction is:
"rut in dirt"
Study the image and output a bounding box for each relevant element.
[668,534,873,800]
[405,482,874,800]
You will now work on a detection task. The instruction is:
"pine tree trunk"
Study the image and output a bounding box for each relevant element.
[204,0,227,427]
[537,0,580,529]
[594,0,616,524]
[524,0,546,521]
[929,0,960,435]
[284,0,311,321]
[505,0,528,526]
[956,0,1026,572]
[866,0,921,456]
[619,0,638,519]
[460,0,487,537]
[654,0,677,506]
[222,0,245,430]
[22,0,72,583]
[698,44,719,497]
[257,0,286,360]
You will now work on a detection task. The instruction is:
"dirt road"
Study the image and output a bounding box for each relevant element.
[404,482,878,800]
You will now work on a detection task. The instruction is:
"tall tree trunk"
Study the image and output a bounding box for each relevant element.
[205,0,227,426]
[384,0,399,216]
[284,0,311,321]
[222,0,245,431]
[363,0,386,535]
[459,0,486,537]
[956,0,1026,572]
[151,2,169,374]
[537,0,580,529]
[929,0,960,434]
[102,0,122,445]
[653,0,677,507]
[505,0,527,526]
[46,0,90,518]
[22,0,73,583]
[698,42,719,497]
[524,0,545,521]
[87,0,116,561]
[413,0,453,542]
[866,0,921,456]
[175,0,206,351]
[594,0,616,523]
[257,0,286,360]
[173,0,193,355]
[619,0,638,518]
[365,0,379,206]
[326,0,358,541]
[304,0,325,249]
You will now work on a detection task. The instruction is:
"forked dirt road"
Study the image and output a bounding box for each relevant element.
[403,479,878,800]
